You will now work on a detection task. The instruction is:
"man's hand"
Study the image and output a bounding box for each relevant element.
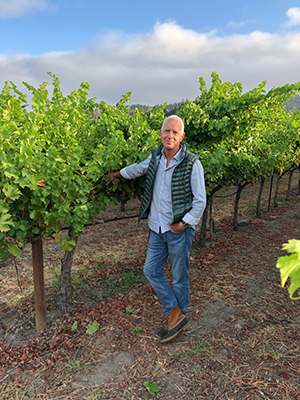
[167,221,185,234]
[105,171,121,186]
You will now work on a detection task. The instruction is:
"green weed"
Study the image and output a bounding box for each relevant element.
[134,327,141,336]
[119,271,138,287]
[67,357,87,373]
[143,381,160,395]
[90,387,105,399]
[172,338,210,358]
[94,259,106,270]
[86,321,99,335]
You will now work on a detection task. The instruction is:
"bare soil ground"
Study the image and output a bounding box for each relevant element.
[1,174,300,400]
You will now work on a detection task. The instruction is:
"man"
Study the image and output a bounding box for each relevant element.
[107,115,206,343]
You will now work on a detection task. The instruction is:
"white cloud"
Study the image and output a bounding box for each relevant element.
[286,7,300,27]
[1,22,300,105]
[0,0,49,19]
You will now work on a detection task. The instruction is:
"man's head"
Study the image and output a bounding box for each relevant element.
[160,115,185,154]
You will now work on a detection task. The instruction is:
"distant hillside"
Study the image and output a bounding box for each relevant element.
[129,100,187,116]
[129,95,300,115]
[91,95,300,119]
[285,94,300,111]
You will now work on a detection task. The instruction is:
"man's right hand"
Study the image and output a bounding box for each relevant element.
[105,171,121,186]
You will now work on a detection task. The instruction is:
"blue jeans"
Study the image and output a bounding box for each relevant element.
[143,228,195,316]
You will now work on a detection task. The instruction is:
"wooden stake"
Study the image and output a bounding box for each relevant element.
[32,237,46,332]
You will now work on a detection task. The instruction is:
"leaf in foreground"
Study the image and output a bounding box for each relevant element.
[62,237,76,251]
[86,321,99,335]
[276,239,300,300]
[71,321,78,331]
[8,241,22,256]
[143,381,160,395]
[0,212,14,232]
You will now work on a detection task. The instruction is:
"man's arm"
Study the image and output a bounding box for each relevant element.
[105,170,121,186]
[106,155,151,185]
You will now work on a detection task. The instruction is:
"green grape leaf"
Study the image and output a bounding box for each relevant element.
[3,183,21,201]
[282,239,300,256]
[143,381,160,395]
[8,241,22,256]
[62,237,76,251]
[71,321,78,331]
[86,321,99,335]
[288,272,300,300]
[277,239,300,300]
[0,212,14,232]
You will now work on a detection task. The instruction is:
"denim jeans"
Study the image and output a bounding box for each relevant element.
[143,228,195,316]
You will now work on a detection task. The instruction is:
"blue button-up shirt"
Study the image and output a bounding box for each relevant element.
[120,146,206,234]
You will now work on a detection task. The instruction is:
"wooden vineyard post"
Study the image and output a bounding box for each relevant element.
[32,237,46,331]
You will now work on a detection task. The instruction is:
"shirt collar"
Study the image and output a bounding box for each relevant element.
[161,144,183,160]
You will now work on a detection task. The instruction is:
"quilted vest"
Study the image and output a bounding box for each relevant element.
[138,143,198,225]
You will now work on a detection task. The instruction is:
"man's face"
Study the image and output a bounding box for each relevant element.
[160,117,185,153]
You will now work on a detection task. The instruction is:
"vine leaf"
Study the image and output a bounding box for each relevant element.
[277,239,300,300]
[71,321,78,331]
[62,237,76,251]
[3,183,21,201]
[86,321,99,335]
[143,381,160,395]
[8,241,22,256]
[0,212,14,232]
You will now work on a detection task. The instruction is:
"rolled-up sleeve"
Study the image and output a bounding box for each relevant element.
[182,160,206,227]
[120,155,151,180]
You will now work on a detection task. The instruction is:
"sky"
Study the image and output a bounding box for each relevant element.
[1,0,300,105]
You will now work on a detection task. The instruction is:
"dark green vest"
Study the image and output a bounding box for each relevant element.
[138,143,198,225]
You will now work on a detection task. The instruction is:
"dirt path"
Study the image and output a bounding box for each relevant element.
[0,174,300,399]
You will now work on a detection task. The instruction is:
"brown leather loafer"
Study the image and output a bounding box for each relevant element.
[160,316,189,343]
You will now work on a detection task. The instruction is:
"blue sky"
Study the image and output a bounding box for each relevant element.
[1,0,300,104]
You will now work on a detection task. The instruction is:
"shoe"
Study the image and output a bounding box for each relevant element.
[160,317,189,343]
[160,305,189,343]
[156,327,168,339]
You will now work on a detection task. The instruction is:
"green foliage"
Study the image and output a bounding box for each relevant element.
[276,239,300,300]
[62,237,76,251]
[90,387,105,399]
[86,321,99,335]
[143,381,160,395]
[126,306,133,313]
[134,327,141,336]
[178,72,300,188]
[119,271,138,287]
[172,338,210,358]
[7,241,22,256]
[0,73,163,259]
[71,321,78,331]
[0,212,14,232]
[2,71,300,283]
